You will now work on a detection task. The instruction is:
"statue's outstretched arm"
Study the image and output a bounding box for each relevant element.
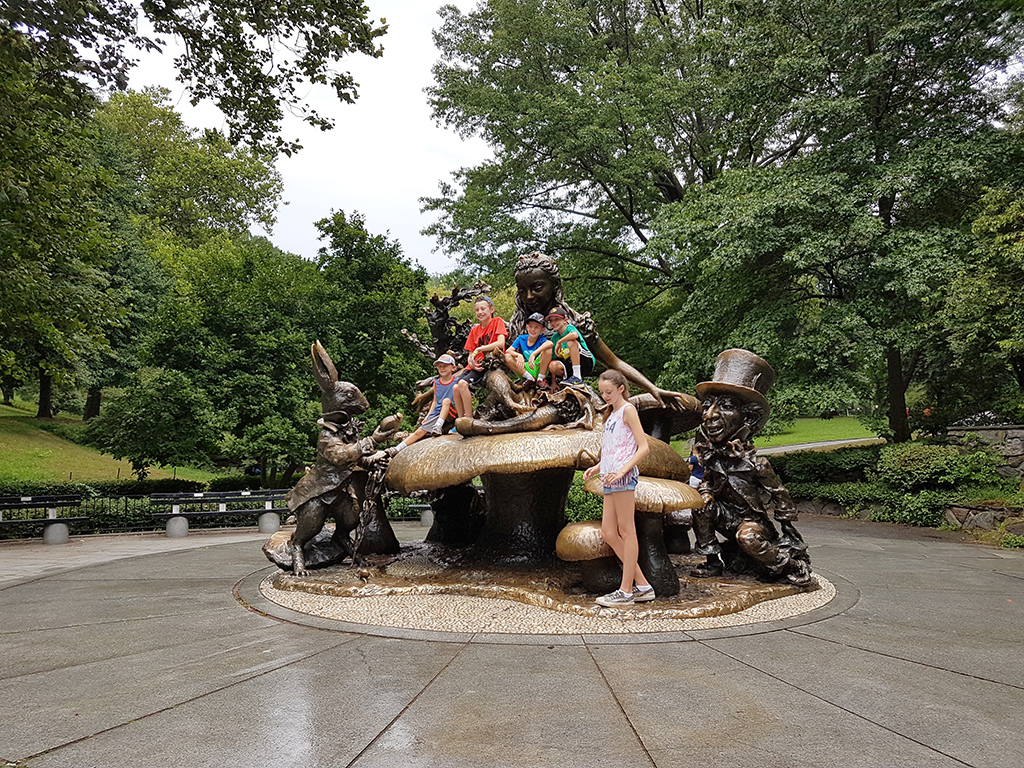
[592,338,699,412]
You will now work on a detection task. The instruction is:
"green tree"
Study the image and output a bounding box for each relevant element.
[144,233,326,484]
[2,0,387,154]
[71,88,286,421]
[87,368,219,479]
[425,0,804,276]
[655,0,1021,440]
[0,29,120,418]
[427,0,1024,440]
[312,210,431,424]
[94,89,284,243]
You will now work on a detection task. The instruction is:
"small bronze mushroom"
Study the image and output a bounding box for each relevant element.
[555,521,621,594]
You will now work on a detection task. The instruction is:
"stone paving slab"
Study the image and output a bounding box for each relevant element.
[22,636,463,768]
[0,530,270,587]
[348,643,652,768]
[708,631,1024,768]
[1,621,356,758]
[591,642,969,768]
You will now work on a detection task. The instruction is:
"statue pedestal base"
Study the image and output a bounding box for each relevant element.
[264,542,818,625]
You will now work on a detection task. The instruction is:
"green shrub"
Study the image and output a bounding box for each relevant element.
[769,445,882,484]
[0,480,98,498]
[872,444,1003,492]
[1001,533,1024,549]
[565,472,603,522]
[385,495,413,519]
[869,489,955,527]
[0,478,206,498]
[787,481,887,513]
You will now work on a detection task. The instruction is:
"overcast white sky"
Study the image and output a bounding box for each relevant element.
[128,0,487,274]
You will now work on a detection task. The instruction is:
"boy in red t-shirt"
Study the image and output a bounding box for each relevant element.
[453,295,506,421]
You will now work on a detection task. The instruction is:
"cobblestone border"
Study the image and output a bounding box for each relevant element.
[235,566,858,645]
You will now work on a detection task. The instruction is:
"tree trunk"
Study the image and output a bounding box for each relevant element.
[1,384,13,406]
[886,346,911,442]
[280,463,301,488]
[1009,356,1024,392]
[83,386,102,421]
[36,367,53,419]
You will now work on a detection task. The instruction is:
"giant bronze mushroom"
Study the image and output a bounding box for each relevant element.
[385,430,690,563]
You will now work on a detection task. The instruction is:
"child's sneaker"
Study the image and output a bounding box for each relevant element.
[562,375,583,385]
[536,378,550,391]
[632,585,656,602]
[596,589,634,607]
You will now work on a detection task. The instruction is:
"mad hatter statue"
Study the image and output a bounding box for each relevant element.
[690,349,813,587]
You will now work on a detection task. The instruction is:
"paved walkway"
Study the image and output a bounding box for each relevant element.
[1,516,1022,768]
[758,437,885,454]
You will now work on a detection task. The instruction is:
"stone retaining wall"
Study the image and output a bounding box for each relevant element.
[947,425,1024,477]
[795,498,1024,533]
[943,504,1024,533]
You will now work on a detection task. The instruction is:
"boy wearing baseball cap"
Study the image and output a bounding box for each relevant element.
[504,312,552,389]
[540,307,594,386]
[386,353,459,455]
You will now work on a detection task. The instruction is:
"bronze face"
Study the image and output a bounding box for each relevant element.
[515,267,555,315]
[702,395,743,443]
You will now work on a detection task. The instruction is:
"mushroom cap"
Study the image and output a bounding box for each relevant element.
[631,393,703,437]
[583,475,704,515]
[384,430,690,494]
[555,520,614,561]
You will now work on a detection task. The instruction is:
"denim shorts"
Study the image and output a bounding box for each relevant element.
[603,477,638,494]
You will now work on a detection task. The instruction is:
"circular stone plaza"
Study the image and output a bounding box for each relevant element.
[2,515,1022,768]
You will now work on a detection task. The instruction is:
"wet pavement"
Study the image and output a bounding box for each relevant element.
[1,516,1022,768]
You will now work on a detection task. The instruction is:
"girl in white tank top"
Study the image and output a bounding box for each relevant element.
[583,370,654,607]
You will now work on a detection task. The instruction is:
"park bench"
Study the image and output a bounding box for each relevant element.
[149,489,289,538]
[0,495,89,544]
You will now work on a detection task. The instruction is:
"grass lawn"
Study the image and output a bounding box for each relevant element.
[753,416,879,448]
[0,401,216,484]
[674,416,879,454]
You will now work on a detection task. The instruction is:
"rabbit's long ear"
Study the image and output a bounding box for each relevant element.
[311,340,338,392]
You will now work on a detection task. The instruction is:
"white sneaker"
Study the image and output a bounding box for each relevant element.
[596,589,634,607]
[632,585,656,603]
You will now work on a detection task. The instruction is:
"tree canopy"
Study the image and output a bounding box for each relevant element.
[427,0,1024,438]
[2,0,387,154]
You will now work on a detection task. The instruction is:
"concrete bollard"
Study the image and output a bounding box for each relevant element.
[258,511,280,534]
[43,522,69,545]
[166,515,189,538]
[409,503,432,527]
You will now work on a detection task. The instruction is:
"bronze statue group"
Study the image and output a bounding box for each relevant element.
[278,253,813,601]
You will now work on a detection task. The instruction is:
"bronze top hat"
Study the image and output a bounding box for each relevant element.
[695,349,775,430]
